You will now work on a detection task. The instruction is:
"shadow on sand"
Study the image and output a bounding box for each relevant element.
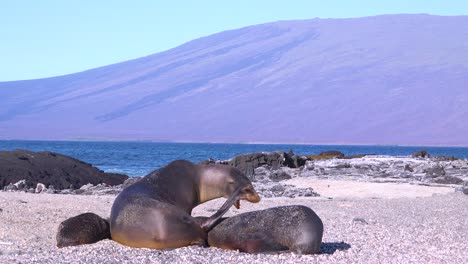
[320,242,351,254]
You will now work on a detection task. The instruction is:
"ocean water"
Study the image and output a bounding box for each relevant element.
[1,140,468,177]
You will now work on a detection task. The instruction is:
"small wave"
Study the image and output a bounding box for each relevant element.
[103,167,148,177]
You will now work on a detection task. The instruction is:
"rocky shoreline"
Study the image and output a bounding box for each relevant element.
[206,150,468,196]
[2,150,468,197]
[0,149,128,192]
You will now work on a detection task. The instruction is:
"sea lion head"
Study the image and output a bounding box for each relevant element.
[200,164,260,209]
[220,166,261,209]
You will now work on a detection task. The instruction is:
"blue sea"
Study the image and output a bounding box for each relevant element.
[1,140,468,177]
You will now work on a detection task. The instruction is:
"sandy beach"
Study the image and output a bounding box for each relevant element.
[1,179,467,264]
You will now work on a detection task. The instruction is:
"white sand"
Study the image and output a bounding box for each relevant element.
[0,179,467,263]
[283,178,455,199]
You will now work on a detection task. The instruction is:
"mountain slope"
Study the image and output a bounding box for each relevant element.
[1,14,468,145]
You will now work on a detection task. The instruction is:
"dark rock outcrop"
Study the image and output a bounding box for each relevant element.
[269,171,292,182]
[0,149,128,190]
[404,164,414,172]
[224,151,305,178]
[424,165,446,177]
[308,151,345,160]
[289,155,308,168]
[412,150,429,158]
[431,175,463,185]
[227,152,288,178]
[4,183,17,192]
[201,150,363,179]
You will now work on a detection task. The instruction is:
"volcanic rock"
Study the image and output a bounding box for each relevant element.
[3,183,17,192]
[227,152,290,178]
[0,149,128,190]
[308,151,345,160]
[431,176,463,185]
[269,171,292,182]
[412,150,429,158]
[424,165,446,177]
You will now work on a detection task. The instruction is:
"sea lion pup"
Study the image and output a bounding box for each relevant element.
[202,205,323,254]
[56,212,110,248]
[110,160,261,249]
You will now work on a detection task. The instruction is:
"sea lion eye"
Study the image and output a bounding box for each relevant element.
[242,187,252,193]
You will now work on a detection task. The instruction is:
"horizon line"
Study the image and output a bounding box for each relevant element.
[1,138,468,148]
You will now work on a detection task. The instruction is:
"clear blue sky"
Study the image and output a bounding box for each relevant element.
[1,0,467,81]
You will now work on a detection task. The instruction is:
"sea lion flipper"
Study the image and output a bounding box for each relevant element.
[200,187,241,232]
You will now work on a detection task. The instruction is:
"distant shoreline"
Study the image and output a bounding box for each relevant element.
[1,138,468,148]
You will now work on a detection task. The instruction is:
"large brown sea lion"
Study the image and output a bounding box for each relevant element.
[109,160,260,249]
[200,205,324,254]
[56,212,110,248]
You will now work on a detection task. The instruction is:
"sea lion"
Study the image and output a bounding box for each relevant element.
[201,205,323,254]
[55,195,239,248]
[56,212,111,248]
[110,160,260,249]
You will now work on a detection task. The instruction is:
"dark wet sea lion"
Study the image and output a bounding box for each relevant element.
[202,205,323,254]
[110,160,260,249]
[56,212,110,248]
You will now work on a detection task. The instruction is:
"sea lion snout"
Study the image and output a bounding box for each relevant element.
[242,186,261,203]
[233,184,261,209]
